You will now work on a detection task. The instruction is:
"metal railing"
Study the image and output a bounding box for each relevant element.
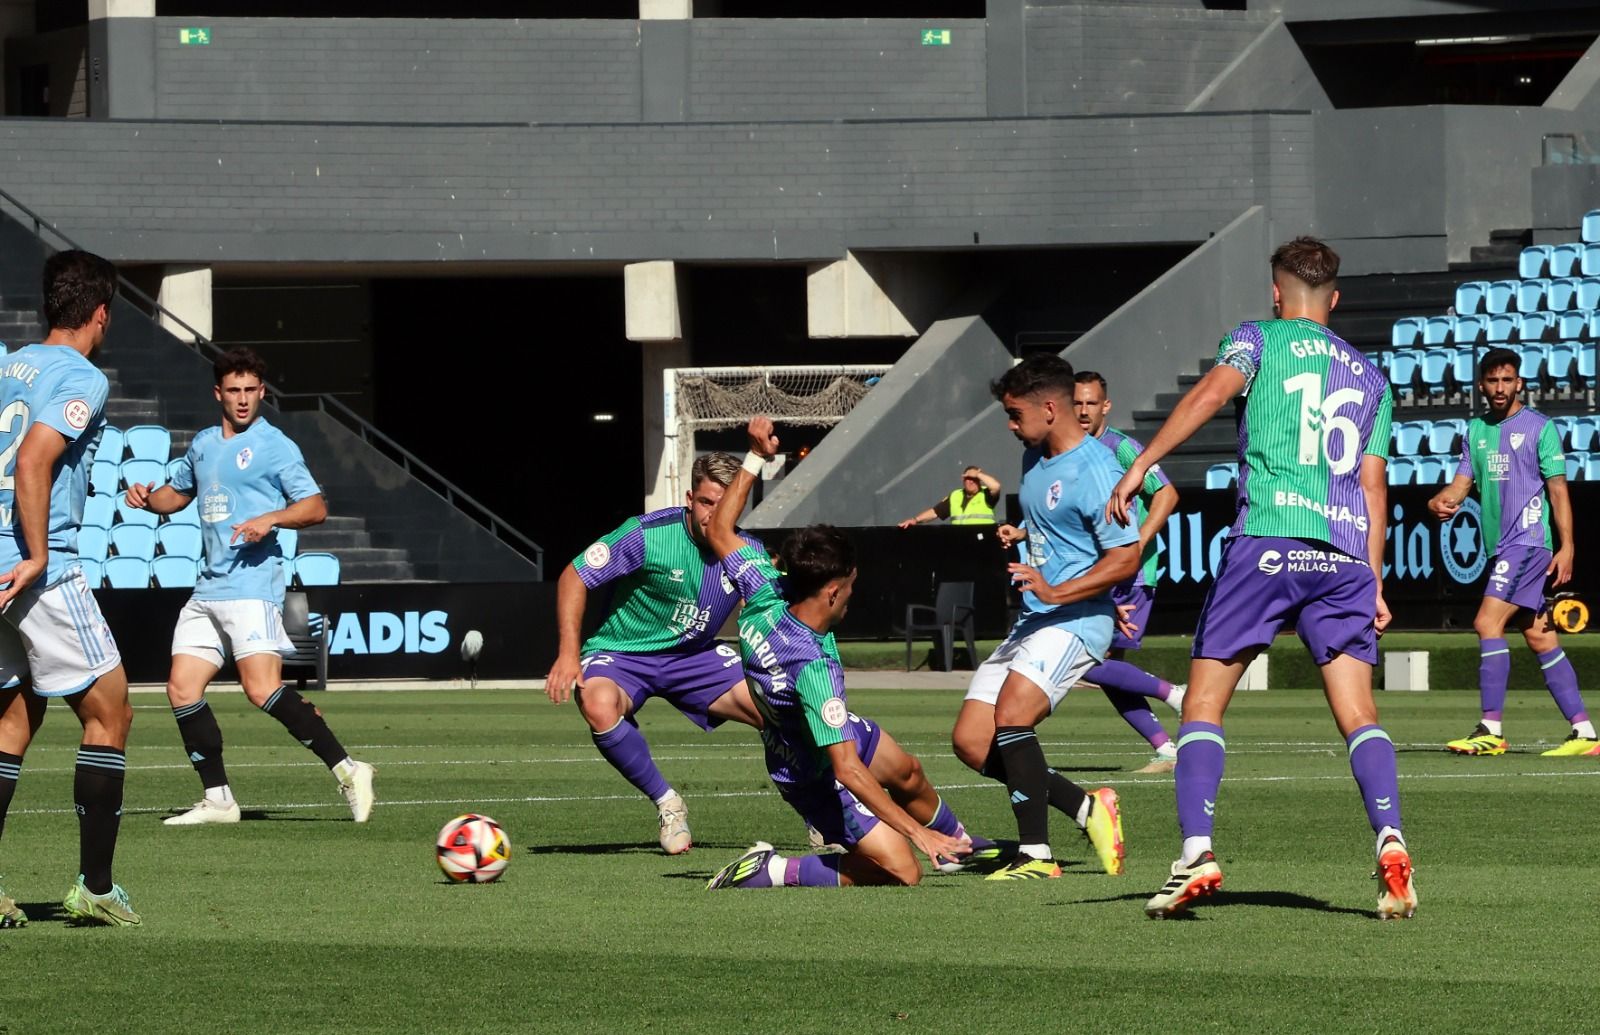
[0,184,544,577]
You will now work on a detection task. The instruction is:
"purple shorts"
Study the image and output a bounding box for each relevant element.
[579,644,744,732]
[1110,582,1156,651]
[776,714,883,849]
[1485,546,1552,613]
[1192,536,1378,666]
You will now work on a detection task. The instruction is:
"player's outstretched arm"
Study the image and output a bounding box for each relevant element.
[1108,365,1244,525]
[824,740,969,867]
[1546,474,1575,586]
[708,417,778,561]
[124,481,194,516]
[0,424,68,608]
[1139,483,1179,550]
[1360,454,1391,635]
[1427,474,1473,520]
[231,492,327,545]
[1008,542,1139,607]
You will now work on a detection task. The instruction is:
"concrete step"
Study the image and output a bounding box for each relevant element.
[338,558,417,581]
[297,528,373,550]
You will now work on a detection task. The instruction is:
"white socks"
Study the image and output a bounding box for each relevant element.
[204,784,234,805]
[1181,836,1212,864]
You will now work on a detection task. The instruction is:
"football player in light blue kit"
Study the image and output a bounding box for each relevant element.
[124,347,375,826]
[0,250,139,927]
[951,354,1141,880]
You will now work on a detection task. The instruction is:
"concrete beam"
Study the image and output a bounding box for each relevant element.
[640,0,692,18]
[88,0,155,119]
[624,260,687,342]
[157,264,213,343]
[807,251,948,339]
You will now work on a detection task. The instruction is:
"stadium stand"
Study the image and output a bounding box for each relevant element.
[103,556,151,589]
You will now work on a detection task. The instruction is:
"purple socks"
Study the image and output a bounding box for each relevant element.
[1537,648,1589,724]
[1345,724,1402,836]
[1478,637,1510,721]
[1174,722,1225,839]
[592,719,670,802]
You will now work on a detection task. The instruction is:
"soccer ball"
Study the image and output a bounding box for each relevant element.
[435,813,511,884]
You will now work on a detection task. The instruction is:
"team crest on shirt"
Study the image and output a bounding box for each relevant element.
[1046,480,1062,510]
[720,571,735,595]
[1510,433,1525,451]
[820,698,848,729]
[584,541,611,568]
[64,399,90,430]
[236,447,254,470]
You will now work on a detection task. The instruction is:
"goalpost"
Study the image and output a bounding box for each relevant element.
[656,365,891,505]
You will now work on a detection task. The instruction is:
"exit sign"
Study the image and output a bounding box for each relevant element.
[921,29,951,46]
[178,27,211,45]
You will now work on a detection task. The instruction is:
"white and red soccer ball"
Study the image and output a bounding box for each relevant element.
[435,813,511,884]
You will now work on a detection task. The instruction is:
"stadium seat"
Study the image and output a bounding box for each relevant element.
[1547,342,1577,389]
[119,458,165,492]
[1450,346,1478,389]
[1485,280,1518,314]
[1394,420,1427,456]
[80,557,103,589]
[277,527,299,558]
[1519,246,1551,279]
[157,522,202,558]
[1391,317,1425,348]
[103,556,151,589]
[168,501,201,527]
[95,425,125,467]
[1422,316,1453,346]
[1388,349,1421,398]
[1414,456,1451,485]
[109,523,157,561]
[1452,315,1487,345]
[1486,313,1518,343]
[152,554,200,589]
[1572,415,1599,452]
[90,460,119,498]
[293,552,341,587]
[1584,244,1600,277]
[1455,281,1487,316]
[1584,209,1600,243]
[1518,343,1548,381]
[1428,418,1466,455]
[83,494,115,529]
[1588,454,1600,481]
[78,525,110,563]
[1581,278,1600,311]
[1517,279,1548,313]
[1579,342,1597,383]
[165,457,187,482]
[124,425,171,462]
[1519,311,1554,342]
[1547,278,1580,312]
[1551,242,1583,278]
[1557,311,1589,340]
[1388,457,1415,486]
[1204,462,1237,490]
[1419,350,1451,397]
[1552,415,1575,450]
[114,496,159,528]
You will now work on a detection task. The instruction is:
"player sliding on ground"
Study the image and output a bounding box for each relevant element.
[1108,236,1416,920]
[704,418,998,889]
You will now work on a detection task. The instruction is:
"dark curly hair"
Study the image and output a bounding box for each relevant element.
[778,524,856,602]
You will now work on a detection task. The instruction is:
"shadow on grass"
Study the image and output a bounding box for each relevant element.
[521,841,771,856]
[1070,888,1372,917]
[16,902,67,923]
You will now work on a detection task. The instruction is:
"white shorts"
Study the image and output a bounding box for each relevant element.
[0,568,122,697]
[964,620,1095,714]
[172,597,294,668]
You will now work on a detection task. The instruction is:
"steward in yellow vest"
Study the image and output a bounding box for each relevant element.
[899,467,1001,527]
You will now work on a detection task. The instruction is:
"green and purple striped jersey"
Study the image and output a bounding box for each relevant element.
[1456,408,1564,555]
[1097,426,1170,587]
[725,544,848,787]
[1215,317,1392,558]
[573,507,760,655]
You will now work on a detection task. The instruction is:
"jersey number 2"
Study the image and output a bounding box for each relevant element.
[0,401,30,491]
[1283,373,1364,477]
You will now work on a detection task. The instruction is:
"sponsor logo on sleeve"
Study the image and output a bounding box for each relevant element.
[820,697,848,729]
[583,541,611,568]
[64,399,90,430]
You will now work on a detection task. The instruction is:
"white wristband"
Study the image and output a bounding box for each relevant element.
[742,452,766,476]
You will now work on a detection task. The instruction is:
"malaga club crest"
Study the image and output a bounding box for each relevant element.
[1440,497,1486,584]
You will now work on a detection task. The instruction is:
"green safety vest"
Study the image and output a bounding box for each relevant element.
[947,488,995,526]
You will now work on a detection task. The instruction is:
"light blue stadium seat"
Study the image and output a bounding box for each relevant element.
[119,458,165,492]
[1557,310,1590,340]
[168,501,201,527]
[1420,350,1451,397]
[152,554,200,589]
[1552,415,1575,449]
[1566,454,1582,481]
[1391,317,1425,348]
[165,457,186,482]
[1588,454,1600,480]
[78,525,110,563]
[1579,342,1597,383]
[1450,346,1478,388]
[1388,457,1415,486]
[83,494,115,529]
[1547,342,1577,389]
[1519,246,1551,279]
[1486,313,1518,342]
[1414,456,1451,485]
[1519,311,1554,342]
[1485,280,1518,314]
[1517,279,1548,313]
[94,425,125,467]
[277,527,299,558]
[1584,210,1600,243]
[156,523,202,558]
[1388,349,1422,397]
[1452,314,1487,345]
[124,425,171,462]
[1204,462,1237,490]
[293,552,341,587]
[1422,316,1453,346]
[90,461,119,498]
[109,523,157,561]
[1518,343,1548,381]
[1455,281,1488,316]
[1394,420,1427,456]
[103,556,151,589]
[1572,415,1599,451]
[1581,278,1600,311]
[1584,244,1600,277]
[1546,278,1581,312]
[80,558,103,590]
[1428,418,1466,455]
[1551,242,1583,278]
[114,496,159,528]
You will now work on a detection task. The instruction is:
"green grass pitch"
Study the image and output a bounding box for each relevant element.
[2,682,1595,1034]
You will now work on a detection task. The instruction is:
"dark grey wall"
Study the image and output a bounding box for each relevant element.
[1188,18,1329,113]
[0,111,1314,265]
[1257,0,1598,20]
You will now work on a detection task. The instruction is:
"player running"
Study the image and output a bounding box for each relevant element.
[0,250,139,926]
[1072,370,1186,772]
[705,418,996,889]
[950,353,1141,881]
[125,347,375,825]
[1109,236,1415,920]
[1429,347,1594,756]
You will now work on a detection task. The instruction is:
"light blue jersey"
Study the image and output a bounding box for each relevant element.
[0,345,109,585]
[168,419,320,603]
[1015,436,1139,659]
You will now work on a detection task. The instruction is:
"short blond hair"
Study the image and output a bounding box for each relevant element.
[691,451,741,490]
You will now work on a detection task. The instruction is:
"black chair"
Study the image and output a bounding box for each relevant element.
[905,581,976,672]
[281,590,329,691]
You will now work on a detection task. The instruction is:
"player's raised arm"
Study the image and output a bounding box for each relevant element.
[1107,364,1245,525]
[707,416,778,561]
